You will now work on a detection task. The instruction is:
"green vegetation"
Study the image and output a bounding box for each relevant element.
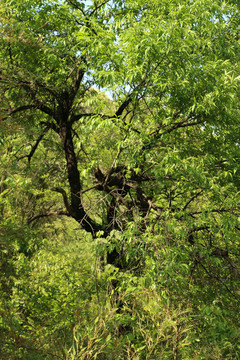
[0,0,240,358]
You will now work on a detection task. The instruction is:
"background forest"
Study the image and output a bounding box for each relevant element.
[0,0,240,359]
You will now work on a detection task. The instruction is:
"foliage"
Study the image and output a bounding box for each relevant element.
[0,0,240,358]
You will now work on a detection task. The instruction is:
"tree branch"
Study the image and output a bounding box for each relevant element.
[27,131,47,163]
[182,190,204,211]
[9,105,36,115]
[81,184,101,194]
[150,115,203,138]
[66,0,86,12]
[34,100,56,118]
[16,127,50,162]
[71,112,96,122]
[20,82,56,119]
[190,208,240,216]
[197,258,239,300]
[68,66,86,105]
[27,210,70,224]
[51,187,71,213]
[71,112,110,123]
[103,148,123,187]
[114,68,149,119]
[40,121,59,134]
[59,123,102,236]
[35,80,58,99]
[90,1,110,16]
[164,119,203,134]
[115,96,133,117]
[210,248,240,281]
[225,256,240,281]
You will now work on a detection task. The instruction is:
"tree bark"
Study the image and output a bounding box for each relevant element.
[59,121,100,236]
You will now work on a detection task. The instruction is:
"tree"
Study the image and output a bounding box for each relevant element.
[0,0,240,358]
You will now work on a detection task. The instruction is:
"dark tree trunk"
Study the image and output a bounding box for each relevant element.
[59,122,81,212]
[59,121,100,236]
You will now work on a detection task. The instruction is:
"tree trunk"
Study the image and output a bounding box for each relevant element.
[59,121,100,236]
